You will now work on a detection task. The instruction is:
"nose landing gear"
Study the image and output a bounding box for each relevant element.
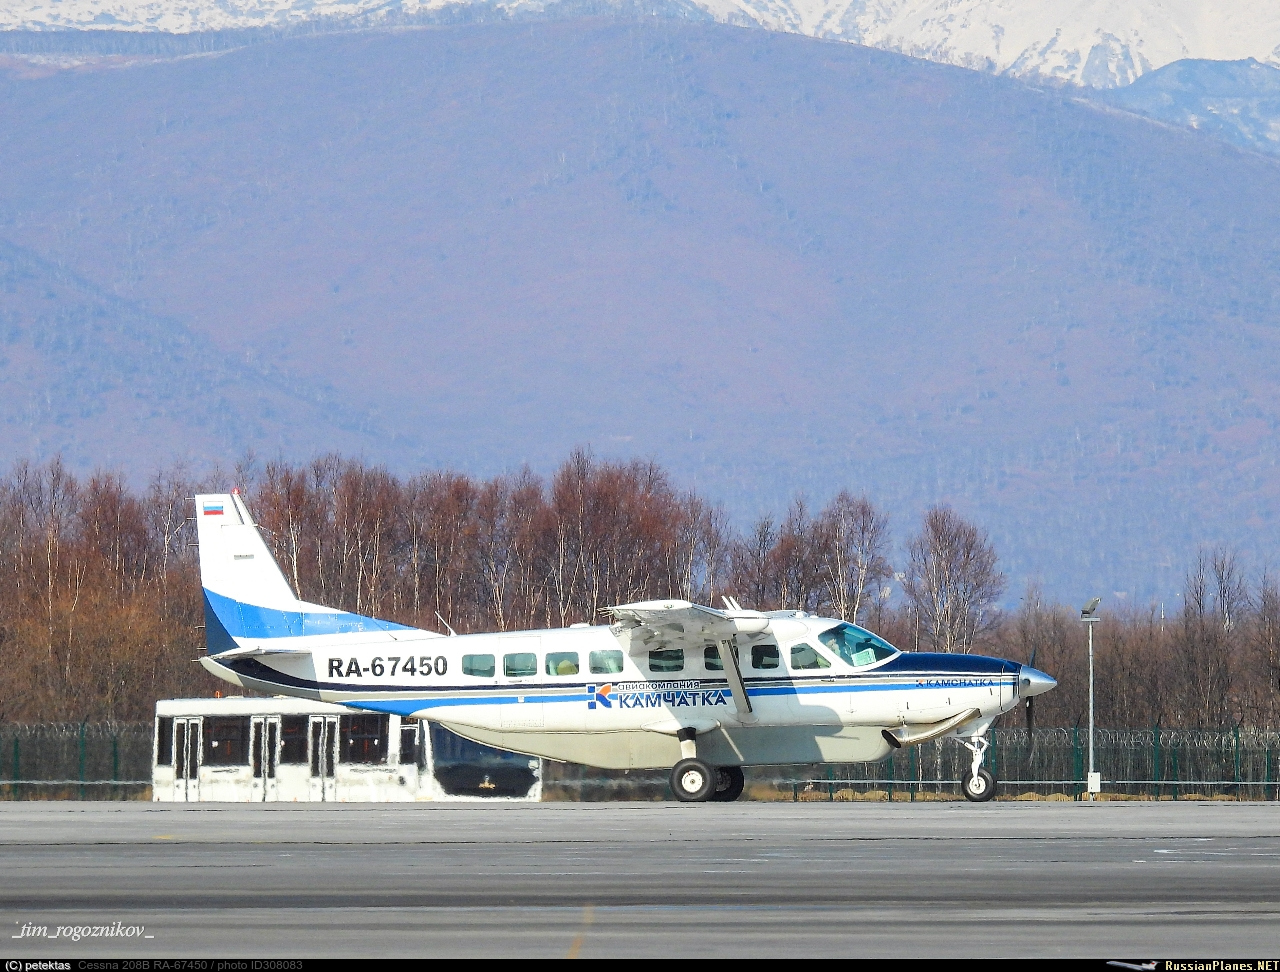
[958,730,997,803]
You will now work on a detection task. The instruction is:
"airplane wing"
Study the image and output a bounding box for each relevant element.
[605,599,770,646]
[606,599,770,724]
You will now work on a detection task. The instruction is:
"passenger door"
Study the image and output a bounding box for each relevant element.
[173,718,201,802]
[251,716,281,802]
[308,716,338,801]
[498,636,544,730]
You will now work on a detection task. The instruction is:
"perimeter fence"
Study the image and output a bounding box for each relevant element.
[770,727,1280,802]
[0,723,152,799]
[3,724,1279,800]
[544,727,1280,801]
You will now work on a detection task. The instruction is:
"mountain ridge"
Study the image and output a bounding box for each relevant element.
[4,0,1280,87]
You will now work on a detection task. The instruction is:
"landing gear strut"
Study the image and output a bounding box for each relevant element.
[668,726,744,802]
[959,730,997,803]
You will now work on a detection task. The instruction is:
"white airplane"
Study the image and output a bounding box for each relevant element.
[194,491,1057,802]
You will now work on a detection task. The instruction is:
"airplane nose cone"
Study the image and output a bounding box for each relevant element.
[1019,665,1057,698]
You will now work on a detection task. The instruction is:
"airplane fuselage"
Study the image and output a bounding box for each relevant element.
[204,617,1026,769]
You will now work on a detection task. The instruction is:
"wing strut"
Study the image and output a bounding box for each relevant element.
[717,638,757,725]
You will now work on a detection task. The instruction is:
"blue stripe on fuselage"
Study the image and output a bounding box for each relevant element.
[217,654,1016,712]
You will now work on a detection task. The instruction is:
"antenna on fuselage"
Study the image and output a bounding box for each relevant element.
[435,612,457,637]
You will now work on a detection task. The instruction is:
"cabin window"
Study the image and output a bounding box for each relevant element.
[340,714,388,764]
[156,716,174,766]
[400,722,419,765]
[648,647,684,673]
[463,654,496,678]
[790,643,831,670]
[504,652,538,678]
[546,651,580,676]
[589,650,624,674]
[818,622,898,668]
[703,645,724,671]
[203,717,249,766]
[751,644,780,670]
[279,716,308,763]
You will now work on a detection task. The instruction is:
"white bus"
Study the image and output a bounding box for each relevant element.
[153,696,542,802]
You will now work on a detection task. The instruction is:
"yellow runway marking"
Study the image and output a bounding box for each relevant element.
[565,904,595,959]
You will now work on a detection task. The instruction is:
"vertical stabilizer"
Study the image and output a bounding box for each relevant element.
[195,491,300,653]
[195,492,298,607]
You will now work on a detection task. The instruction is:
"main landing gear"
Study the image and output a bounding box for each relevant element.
[669,728,745,802]
[958,729,997,803]
[669,759,745,802]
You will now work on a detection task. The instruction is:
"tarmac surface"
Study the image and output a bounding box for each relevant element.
[1,801,1278,958]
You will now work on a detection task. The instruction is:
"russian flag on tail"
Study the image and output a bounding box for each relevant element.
[202,501,225,516]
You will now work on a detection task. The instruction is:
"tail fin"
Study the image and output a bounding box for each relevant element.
[195,491,300,654]
[194,491,416,656]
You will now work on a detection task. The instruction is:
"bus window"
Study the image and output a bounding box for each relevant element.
[400,722,419,765]
[280,716,308,763]
[545,652,580,676]
[340,714,388,764]
[203,717,249,766]
[156,716,174,765]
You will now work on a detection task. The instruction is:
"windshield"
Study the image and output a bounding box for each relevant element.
[817,623,898,668]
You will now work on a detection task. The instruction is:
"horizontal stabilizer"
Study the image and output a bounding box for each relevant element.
[204,644,312,661]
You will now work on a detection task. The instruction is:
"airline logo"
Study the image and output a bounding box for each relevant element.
[586,684,613,709]
[202,501,225,516]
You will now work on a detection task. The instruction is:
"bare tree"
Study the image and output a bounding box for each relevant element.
[1249,570,1280,724]
[902,505,1004,653]
[816,491,891,624]
[1173,551,1238,728]
[730,515,778,610]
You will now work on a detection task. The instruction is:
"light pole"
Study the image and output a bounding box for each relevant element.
[1080,597,1101,800]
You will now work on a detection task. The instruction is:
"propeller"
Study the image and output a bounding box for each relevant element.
[1025,643,1038,732]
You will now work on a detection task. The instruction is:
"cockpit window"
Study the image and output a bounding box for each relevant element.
[817,623,898,668]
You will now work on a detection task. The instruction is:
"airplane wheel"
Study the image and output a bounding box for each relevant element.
[961,768,996,803]
[711,765,745,802]
[670,758,716,802]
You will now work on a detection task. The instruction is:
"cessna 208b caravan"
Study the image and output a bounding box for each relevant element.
[195,492,1056,802]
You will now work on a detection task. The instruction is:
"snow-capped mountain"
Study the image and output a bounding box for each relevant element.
[1097,57,1280,155]
[4,0,1280,88]
[7,0,1280,87]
